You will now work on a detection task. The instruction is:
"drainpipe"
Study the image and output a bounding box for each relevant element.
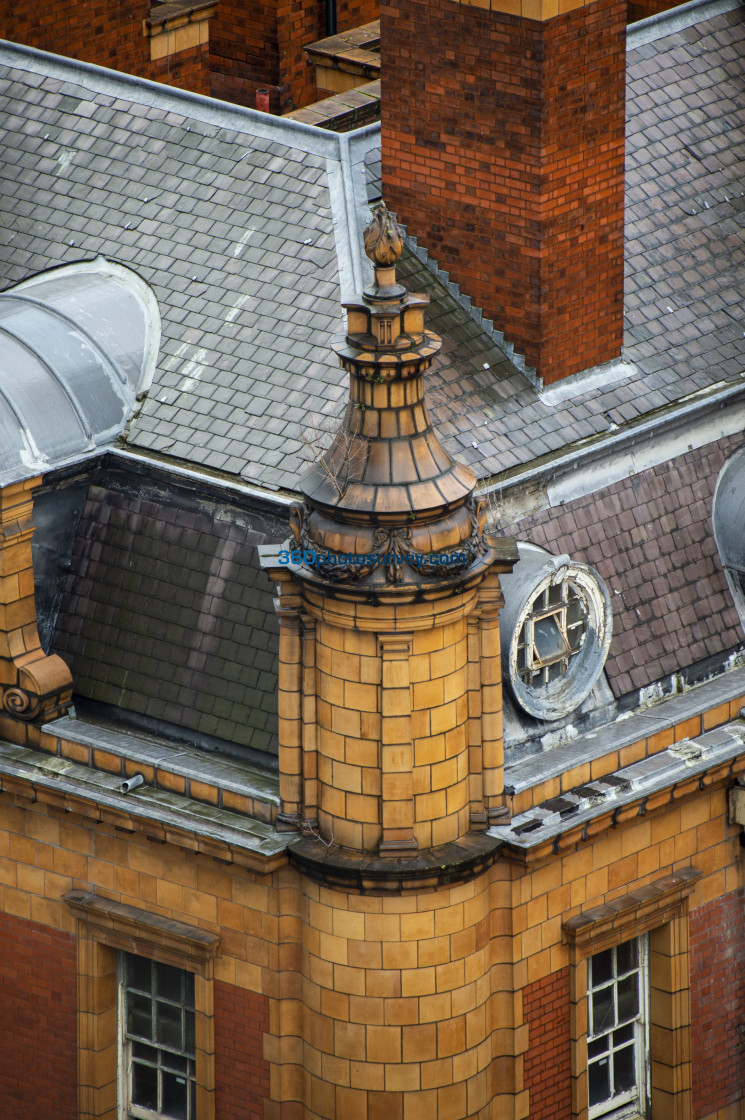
[326,0,337,37]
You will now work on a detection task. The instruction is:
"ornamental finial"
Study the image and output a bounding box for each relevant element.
[363,203,404,268]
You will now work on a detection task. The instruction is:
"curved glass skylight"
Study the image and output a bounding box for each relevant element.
[713,443,745,633]
[0,258,160,485]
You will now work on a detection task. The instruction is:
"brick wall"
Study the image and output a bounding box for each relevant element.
[690,888,745,1119]
[209,0,282,110]
[0,0,211,94]
[523,968,572,1120]
[0,0,376,109]
[501,435,743,699]
[211,0,379,111]
[215,981,271,1119]
[628,0,680,20]
[381,0,625,383]
[0,911,77,1119]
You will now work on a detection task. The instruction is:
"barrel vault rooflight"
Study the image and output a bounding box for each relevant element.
[713,443,745,633]
[0,257,160,485]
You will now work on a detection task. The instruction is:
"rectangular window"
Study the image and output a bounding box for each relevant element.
[587,936,649,1119]
[119,953,197,1120]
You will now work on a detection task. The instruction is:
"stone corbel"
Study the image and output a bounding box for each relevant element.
[0,478,72,726]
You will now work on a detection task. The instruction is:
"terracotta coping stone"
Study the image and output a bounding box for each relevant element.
[289,832,502,893]
[146,0,216,30]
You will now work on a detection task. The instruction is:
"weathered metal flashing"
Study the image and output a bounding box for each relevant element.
[0,740,292,871]
[492,723,745,865]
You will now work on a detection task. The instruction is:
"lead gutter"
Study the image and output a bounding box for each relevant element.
[490,723,745,863]
[480,375,745,507]
[627,0,744,48]
[0,741,293,867]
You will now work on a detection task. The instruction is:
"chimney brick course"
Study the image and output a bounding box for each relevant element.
[381,0,626,382]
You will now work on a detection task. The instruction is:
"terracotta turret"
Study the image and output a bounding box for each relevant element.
[290,203,490,588]
[262,206,517,862]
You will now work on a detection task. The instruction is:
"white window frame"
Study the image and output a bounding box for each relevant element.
[587,936,650,1120]
[117,952,198,1120]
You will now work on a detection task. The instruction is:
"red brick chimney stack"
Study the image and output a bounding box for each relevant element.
[380,0,626,384]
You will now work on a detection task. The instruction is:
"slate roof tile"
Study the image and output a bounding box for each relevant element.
[0,7,742,501]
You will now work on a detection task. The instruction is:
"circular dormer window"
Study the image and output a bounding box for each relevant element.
[500,544,613,721]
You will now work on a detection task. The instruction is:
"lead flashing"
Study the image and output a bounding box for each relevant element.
[627,0,744,48]
[0,740,292,864]
[492,723,745,857]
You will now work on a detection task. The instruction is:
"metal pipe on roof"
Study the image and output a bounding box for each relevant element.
[326,0,337,38]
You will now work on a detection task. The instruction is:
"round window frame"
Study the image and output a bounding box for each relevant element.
[501,547,613,721]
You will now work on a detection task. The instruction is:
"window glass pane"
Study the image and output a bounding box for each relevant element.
[132,1040,159,1065]
[617,975,639,1024]
[588,1058,610,1106]
[592,986,615,1034]
[590,948,613,986]
[123,953,196,1120]
[127,991,153,1038]
[614,1044,636,1093]
[533,615,569,663]
[161,1070,189,1120]
[588,937,646,1118]
[156,962,184,1002]
[127,955,152,994]
[613,1023,634,1047]
[162,1052,188,1074]
[616,939,637,975]
[131,1061,158,1110]
[156,1000,184,1050]
[588,1035,608,1059]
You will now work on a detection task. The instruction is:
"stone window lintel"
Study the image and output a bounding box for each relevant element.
[562,867,701,956]
[63,889,220,971]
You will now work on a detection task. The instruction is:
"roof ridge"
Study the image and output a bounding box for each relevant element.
[626,0,744,49]
[0,37,379,158]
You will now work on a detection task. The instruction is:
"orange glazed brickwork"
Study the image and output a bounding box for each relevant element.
[314,617,472,851]
[0,712,743,1117]
[381,0,625,383]
[267,865,520,1120]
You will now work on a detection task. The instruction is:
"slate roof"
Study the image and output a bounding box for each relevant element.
[2,5,745,752]
[53,480,284,756]
[0,42,377,490]
[1,11,744,491]
[497,434,744,701]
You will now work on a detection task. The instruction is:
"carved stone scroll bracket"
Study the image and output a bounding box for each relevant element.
[0,478,72,725]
